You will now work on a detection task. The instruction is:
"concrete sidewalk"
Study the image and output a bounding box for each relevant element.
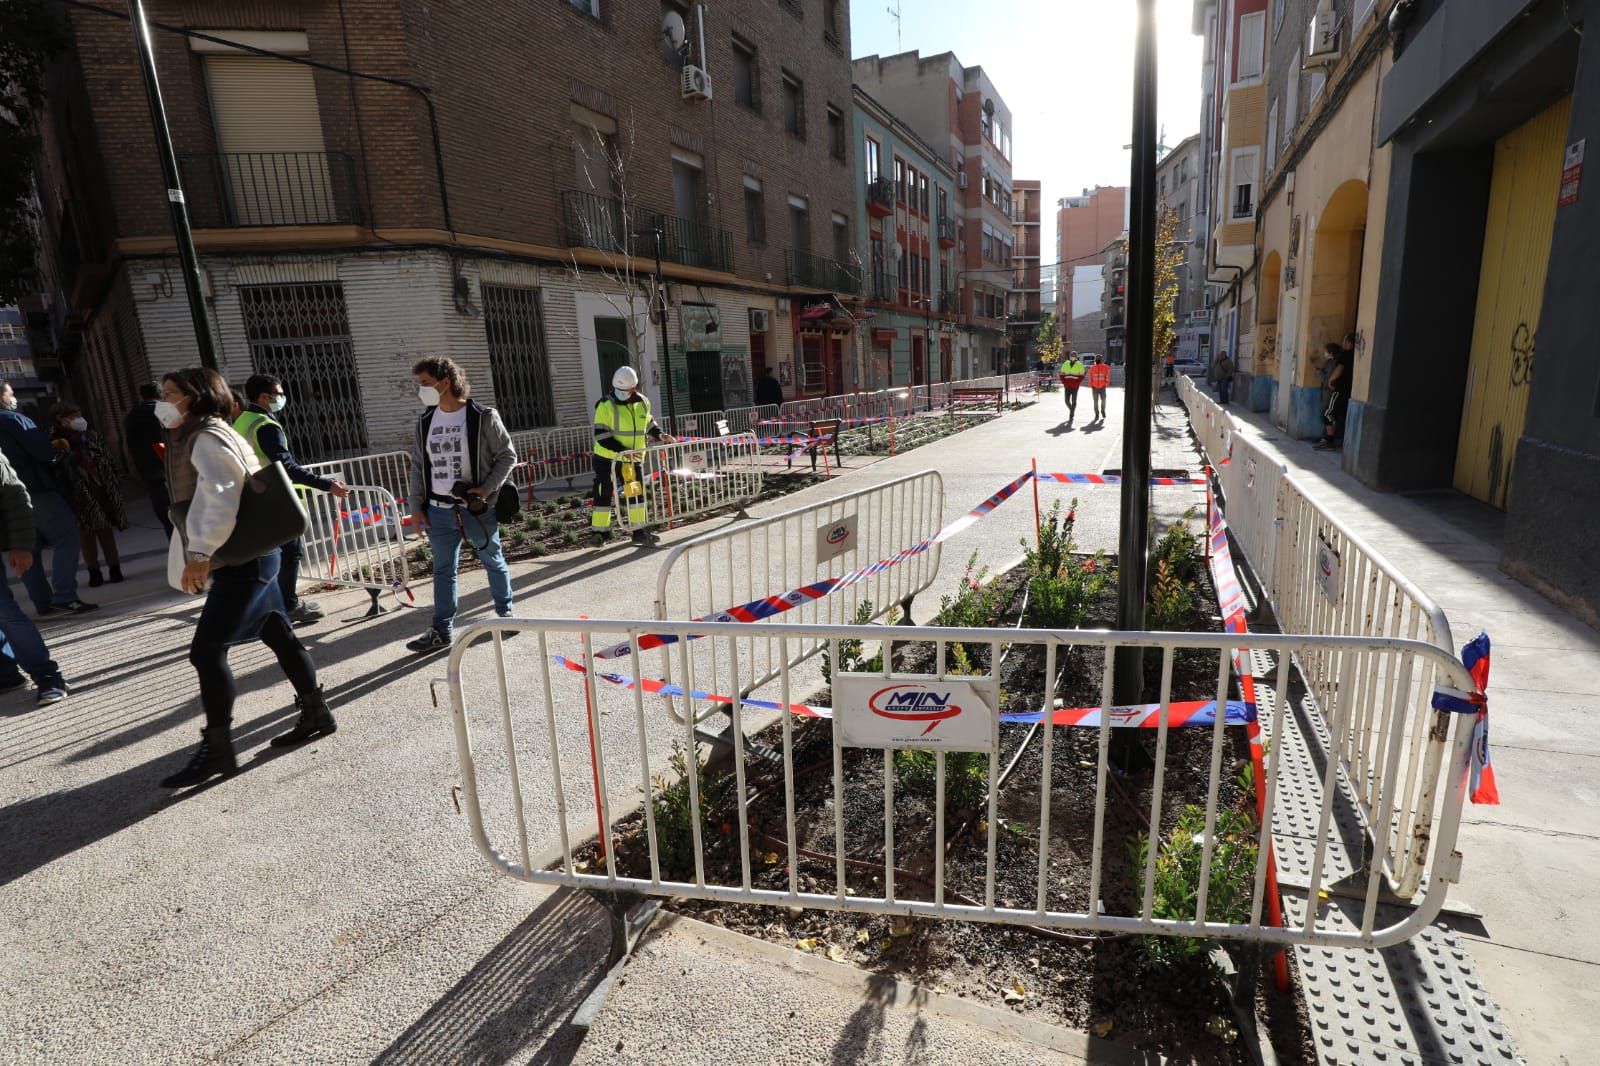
[1216,398,1600,1066]
[1,393,1196,1065]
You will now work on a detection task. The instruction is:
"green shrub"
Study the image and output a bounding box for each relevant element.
[1153,507,1203,585]
[526,516,543,530]
[893,748,989,812]
[1023,498,1079,581]
[1020,499,1107,629]
[651,744,730,875]
[1129,805,1259,968]
[1147,557,1196,631]
[937,554,1008,629]
[821,600,887,684]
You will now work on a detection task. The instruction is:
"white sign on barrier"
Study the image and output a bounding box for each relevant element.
[814,513,858,563]
[1316,534,1342,605]
[684,450,709,473]
[833,674,997,752]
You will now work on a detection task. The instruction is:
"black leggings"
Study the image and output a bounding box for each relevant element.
[191,613,317,730]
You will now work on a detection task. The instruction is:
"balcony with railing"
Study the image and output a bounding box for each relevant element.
[868,268,897,303]
[561,190,630,252]
[867,176,895,218]
[787,248,858,293]
[179,150,362,227]
[560,192,734,273]
[936,214,957,249]
[939,289,958,315]
[653,212,734,273]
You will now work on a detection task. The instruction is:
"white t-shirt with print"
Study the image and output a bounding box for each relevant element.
[427,406,469,498]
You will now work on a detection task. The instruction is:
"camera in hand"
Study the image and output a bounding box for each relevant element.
[450,479,488,515]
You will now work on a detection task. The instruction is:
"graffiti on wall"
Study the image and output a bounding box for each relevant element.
[1509,322,1536,388]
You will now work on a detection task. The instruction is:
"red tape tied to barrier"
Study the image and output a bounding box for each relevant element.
[1430,632,1499,805]
[553,655,1256,728]
[595,467,1204,661]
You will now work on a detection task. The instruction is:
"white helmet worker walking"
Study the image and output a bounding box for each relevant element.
[592,365,673,546]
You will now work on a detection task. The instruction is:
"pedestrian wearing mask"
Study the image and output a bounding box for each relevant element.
[405,357,517,653]
[49,403,128,587]
[0,382,95,615]
[1086,354,1112,421]
[159,367,334,789]
[124,383,173,538]
[591,365,675,547]
[234,374,351,624]
[0,448,71,705]
[1058,351,1087,425]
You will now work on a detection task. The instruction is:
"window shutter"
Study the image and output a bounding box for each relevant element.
[204,57,332,224]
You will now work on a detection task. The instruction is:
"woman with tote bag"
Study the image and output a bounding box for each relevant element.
[157,367,334,789]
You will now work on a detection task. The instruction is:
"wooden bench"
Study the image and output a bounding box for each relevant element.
[948,387,1004,414]
[786,417,843,473]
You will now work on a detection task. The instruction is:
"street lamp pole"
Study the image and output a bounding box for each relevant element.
[125,0,217,370]
[1114,0,1159,738]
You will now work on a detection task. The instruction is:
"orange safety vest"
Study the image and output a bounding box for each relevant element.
[1087,364,1111,389]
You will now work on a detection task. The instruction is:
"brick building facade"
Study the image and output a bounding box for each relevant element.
[32,0,860,462]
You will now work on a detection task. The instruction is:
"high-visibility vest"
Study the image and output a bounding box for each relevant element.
[231,409,281,465]
[592,395,656,461]
[1087,363,1111,389]
[1059,360,1087,388]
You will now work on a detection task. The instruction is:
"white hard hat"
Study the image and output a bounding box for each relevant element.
[612,366,640,391]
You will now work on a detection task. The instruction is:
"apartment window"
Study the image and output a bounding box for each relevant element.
[936,186,948,221]
[897,249,908,290]
[732,37,758,111]
[827,105,846,161]
[482,284,556,430]
[909,253,920,293]
[1285,46,1301,131]
[894,158,906,203]
[788,195,810,251]
[823,0,841,44]
[781,72,805,138]
[1266,100,1279,172]
[567,0,599,15]
[1236,11,1266,82]
[832,212,849,264]
[239,282,366,461]
[1229,148,1259,221]
[981,108,992,140]
[917,173,928,215]
[661,1,690,67]
[906,165,918,210]
[921,255,930,294]
[201,52,334,225]
[743,175,765,243]
[865,137,880,183]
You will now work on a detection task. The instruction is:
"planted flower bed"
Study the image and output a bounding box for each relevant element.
[583,503,1311,1063]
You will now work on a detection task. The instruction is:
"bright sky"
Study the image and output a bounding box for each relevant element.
[851,0,1204,261]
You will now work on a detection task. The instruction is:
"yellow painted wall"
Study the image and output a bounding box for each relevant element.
[1453,95,1572,508]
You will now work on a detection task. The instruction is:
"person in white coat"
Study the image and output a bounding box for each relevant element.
[158,367,333,789]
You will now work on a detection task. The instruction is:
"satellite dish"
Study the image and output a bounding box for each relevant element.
[662,10,687,51]
[890,242,904,261]
[983,98,995,116]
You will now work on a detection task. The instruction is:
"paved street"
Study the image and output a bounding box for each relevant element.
[2,393,1189,1065]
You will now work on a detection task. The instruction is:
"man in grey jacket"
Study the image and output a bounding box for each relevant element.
[404,356,517,652]
[0,449,70,704]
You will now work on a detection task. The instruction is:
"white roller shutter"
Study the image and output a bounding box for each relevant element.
[203,56,333,224]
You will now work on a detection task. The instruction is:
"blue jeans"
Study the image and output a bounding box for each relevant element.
[426,503,512,634]
[0,572,61,684]
[20,490,81,610]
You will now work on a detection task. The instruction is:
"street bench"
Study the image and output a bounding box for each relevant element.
[785,417,842,473]
[948,386,1003,414]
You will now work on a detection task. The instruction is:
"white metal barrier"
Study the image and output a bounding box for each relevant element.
[1177,374,1455,899]
[530,425,594,489]
[653,470,944,720]
[298,484,411,615]
[610,434,763,532]
[444,618,1473,949]
[304,451,413,510]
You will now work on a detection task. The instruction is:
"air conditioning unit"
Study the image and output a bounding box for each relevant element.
[957,171,969,190]
[1306,3,1340,63]
[748,308,770,332]
[681,64,713,101]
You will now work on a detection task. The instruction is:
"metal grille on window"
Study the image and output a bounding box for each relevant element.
[482,284,557,430]
[239,282,368,463]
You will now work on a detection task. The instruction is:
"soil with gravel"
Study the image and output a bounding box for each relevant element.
[579,561,1314,1064]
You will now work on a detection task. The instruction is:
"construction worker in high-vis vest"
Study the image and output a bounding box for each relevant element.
[234,373,350,624]
[1058,351,1087,425]
[592,366,674,546]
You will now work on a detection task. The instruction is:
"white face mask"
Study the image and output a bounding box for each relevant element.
[0,394,15,411]
[418,385,441,407]
[268,396,287,414]
[68,417,88,432]
[154,401,184,429]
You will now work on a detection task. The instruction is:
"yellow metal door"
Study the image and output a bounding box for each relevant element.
[1454,96,1571,507]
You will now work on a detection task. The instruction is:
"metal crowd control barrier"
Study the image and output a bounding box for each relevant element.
[610,434,763,532]
[298,484,410,617]
[1177,375,1454,899]
[531,425,594,489]
[444,618,1474,949]
[303,450,413,510]
[652,470,944,722]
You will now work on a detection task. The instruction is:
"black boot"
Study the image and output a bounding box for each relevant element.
[87,567,104,588]
[108,564,124,583]
[160,726,237,788]
[270,687,336,747]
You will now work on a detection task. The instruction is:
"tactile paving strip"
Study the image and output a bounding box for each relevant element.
[1284,893,1522,1065]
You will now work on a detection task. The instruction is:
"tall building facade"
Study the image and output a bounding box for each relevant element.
[852,87,960,388]
[854,51,1017,376]
[1055,185,1126,350]
[1010,178,1042,367]
[30,0,861,462]
[1157,133,1211,362]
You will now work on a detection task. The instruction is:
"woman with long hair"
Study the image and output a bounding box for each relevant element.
[158,367,334,789]
[48,402,128,586]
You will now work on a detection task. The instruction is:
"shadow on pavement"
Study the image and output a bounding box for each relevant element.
[829,974,931,1066]
[374,888,609,1066]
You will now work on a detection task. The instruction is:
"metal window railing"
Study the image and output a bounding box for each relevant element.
[786,249,858,293]
[652,212,734,274]
[180,150,362,228]
[561,189,631,253]
[866,176,895,216]
[936,215,957,245]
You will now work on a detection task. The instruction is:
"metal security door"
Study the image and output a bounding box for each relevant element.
[239,282,367,461]
[685,351,724,412]
[1454,96,1571,507]
[482,284,556,431]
